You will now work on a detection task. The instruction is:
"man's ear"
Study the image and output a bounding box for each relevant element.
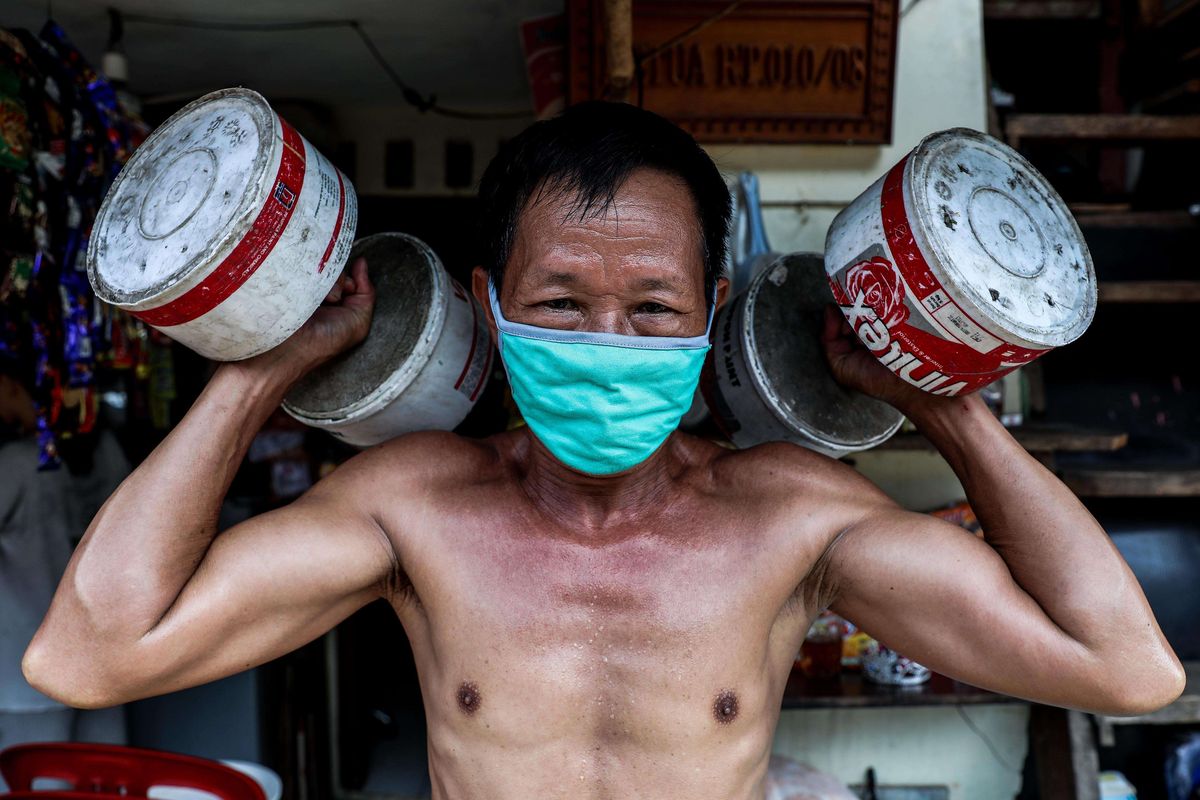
[714,275,731,312]
[471,266,499,344]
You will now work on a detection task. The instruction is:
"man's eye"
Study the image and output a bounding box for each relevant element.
[637,302,672,314]
[541,298,576,311]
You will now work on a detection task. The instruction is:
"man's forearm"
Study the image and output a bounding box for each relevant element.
[904,394,1177,672]
[47,362,298,639]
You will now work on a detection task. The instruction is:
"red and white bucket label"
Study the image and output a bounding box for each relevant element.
[828,155,1047,396]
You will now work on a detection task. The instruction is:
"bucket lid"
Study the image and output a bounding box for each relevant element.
[745,253,903,450]
[88,88,277,306]
[907,127,1096,348]
[283,233,442,420]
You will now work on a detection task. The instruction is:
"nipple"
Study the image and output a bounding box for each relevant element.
[713,689,739,724]
[457,681,481,715]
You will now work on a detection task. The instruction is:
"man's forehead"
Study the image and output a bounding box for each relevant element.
[507,169,705,289]
[525,168,694,223]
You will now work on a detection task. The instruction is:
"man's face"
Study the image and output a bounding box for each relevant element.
[476,168,727,338]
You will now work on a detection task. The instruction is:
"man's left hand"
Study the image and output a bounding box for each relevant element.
[819,304,954,414]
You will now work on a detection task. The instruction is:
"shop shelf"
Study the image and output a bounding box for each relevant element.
[782,668,1015,709]
[876,425,1129,454]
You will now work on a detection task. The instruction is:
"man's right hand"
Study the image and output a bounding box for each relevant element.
[245,255,375,380]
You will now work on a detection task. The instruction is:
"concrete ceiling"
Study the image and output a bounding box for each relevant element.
[4,0,562,110]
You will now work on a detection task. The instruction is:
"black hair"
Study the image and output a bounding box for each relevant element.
[478,101,731,298]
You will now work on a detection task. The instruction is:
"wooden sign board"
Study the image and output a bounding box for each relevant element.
[567,0,899,144]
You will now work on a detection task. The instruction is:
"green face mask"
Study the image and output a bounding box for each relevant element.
[488,280,714,476]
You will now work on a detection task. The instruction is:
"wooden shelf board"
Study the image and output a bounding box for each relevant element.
[1006,113,1200,146]
[784,662,1200,717]
[1076,209,1198,228]
[877,425,1128,453]
[984,0,1101,18]
[1144,0,1200,27]
[782,668,1016,709]
[1143,78,1200,112]
[1062,468,1200,497]
[1098,281,1200,302]
[1070,202,1132,214]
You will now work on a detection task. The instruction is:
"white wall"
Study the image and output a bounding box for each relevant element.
[332,105,532,197]
[773,704,1029,798]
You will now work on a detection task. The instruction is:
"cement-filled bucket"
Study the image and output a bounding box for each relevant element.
[87,87,358,361]
[703,252,903,457]
[681,171,777,430]
[825,127,1095,397]
[282,233,492,446]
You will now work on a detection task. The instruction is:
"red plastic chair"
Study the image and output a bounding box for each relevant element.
[0,742,266,799]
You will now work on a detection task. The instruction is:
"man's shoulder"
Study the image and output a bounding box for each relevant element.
[700,438,897,544]
[334,430,505,487]
[705,438,878,501]
[695,440,902,608]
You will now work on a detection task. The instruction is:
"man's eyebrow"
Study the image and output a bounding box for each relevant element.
[535,272,683,292]
[542,271,578,286]
[638,277,683,293]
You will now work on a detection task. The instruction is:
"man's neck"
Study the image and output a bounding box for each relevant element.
[511,429,700,533]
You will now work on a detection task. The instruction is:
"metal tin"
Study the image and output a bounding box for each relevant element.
[703,252,903,457]
[825,127,1096,397]
[681,171,780,431]
[282,233,492,447]
[87,87,358,361]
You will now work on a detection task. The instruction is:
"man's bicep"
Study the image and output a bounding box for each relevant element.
[826,510,1100,706]
[127,488,397,697]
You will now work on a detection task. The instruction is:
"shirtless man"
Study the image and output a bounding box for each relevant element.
[24,102,1183,799]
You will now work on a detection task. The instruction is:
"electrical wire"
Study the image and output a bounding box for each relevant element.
[344,21,528,120]
[122,2,920,118]
[956,705,1024,773]
[117,11,531,120]
[632,0,744,107]
[634,0,744,67]
[121,14,352,32]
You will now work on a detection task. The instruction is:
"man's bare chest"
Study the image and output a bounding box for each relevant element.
[404,500,793,631]
[387,497,818,737]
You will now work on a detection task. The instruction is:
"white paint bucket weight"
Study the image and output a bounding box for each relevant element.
[282,233,492,447]
[704,253,903,458]
[87,87,358,361]
[826,128,1095,396]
